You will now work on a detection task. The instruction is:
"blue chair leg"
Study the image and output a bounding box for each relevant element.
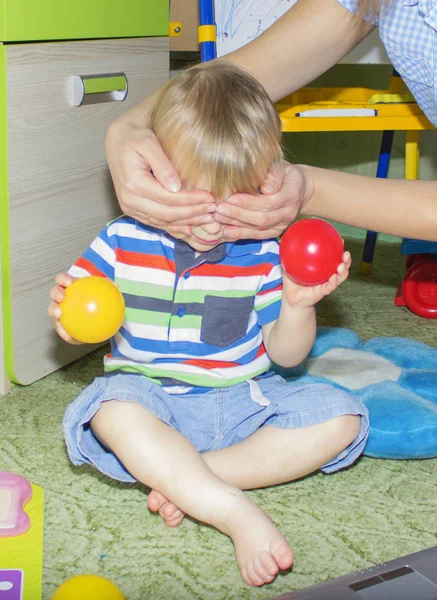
[360,129,394,275]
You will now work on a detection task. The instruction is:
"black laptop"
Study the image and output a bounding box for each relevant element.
[271,546,437,600]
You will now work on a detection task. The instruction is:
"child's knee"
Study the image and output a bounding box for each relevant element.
[329,414,361,451]
[90,399,118,443]
[90,399,136,442]
[91,398,119,427]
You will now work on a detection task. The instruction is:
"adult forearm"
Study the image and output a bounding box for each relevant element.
[221,0,374,102]
[265,306,316,368]
[302,166,437,242]
[109,0,373,130]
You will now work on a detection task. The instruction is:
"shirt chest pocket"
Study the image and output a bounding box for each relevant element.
[200,295,254,348]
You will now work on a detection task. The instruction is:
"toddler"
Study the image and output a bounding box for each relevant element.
[48,62,369,587]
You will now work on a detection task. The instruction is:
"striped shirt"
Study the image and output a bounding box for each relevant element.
[69,216,283,392]
[338,0,437,127]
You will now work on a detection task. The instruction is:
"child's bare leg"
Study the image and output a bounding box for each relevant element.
[149,415,360,525]
[91,400,293,586]
[206,415,361,488]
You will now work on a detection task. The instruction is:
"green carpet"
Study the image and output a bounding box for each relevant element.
[2,238,437,600]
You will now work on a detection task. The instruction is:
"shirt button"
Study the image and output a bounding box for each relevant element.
[177,307,185,317]
[184,271,191,279]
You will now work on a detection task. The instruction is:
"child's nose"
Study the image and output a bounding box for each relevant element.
[201,221,223,236]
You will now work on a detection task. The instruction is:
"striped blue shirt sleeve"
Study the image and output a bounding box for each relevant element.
[68,225,116,280]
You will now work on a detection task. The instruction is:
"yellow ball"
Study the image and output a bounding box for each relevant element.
[51,574,125,600]
[59,276,125,344]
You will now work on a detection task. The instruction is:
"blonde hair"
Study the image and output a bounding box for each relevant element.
[150,61,283,199]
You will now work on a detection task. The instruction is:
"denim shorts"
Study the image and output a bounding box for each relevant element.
[63,373,369,483]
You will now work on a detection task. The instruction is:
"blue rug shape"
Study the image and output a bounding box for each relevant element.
[275,327,437,459]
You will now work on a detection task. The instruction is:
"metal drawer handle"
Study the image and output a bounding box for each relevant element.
[71,73,128,107]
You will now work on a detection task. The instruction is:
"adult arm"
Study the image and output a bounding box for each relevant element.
[217,163,437,242]
[223,0,373,102]
[106,0,373,226]
[303,166,437,241]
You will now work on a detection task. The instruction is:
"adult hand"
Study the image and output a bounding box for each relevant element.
[214,162,313,240]
[105,121,216,236]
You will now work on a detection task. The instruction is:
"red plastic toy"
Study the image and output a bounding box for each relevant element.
[279,219,344,285]
[395,254,437,319]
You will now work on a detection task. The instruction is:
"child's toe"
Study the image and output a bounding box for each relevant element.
[244,562,265,587]
[259,550,279,577]
[271,540,294,570]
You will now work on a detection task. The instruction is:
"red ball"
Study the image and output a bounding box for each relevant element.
[279,218,344,285]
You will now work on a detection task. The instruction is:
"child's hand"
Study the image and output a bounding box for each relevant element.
[47,273,82,344]
[282,251,351,308]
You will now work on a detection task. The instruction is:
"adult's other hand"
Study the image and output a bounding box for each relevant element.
[106,121,216,236]
[214,162,313,240]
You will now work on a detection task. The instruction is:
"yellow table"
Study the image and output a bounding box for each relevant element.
[276,78,435,275]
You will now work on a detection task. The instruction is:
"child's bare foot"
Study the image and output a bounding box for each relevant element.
[222,497,294,586]
[148,489,185,527]
[149,489,292,585]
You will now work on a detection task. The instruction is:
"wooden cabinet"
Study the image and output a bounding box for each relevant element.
[0,37,169,389]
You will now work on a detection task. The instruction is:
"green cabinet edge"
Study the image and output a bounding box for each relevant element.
[0,45,15,382]
[0,0,169,42]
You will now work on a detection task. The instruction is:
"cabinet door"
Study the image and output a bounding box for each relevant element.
[0,0,167,42]
[5,37,168,385]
